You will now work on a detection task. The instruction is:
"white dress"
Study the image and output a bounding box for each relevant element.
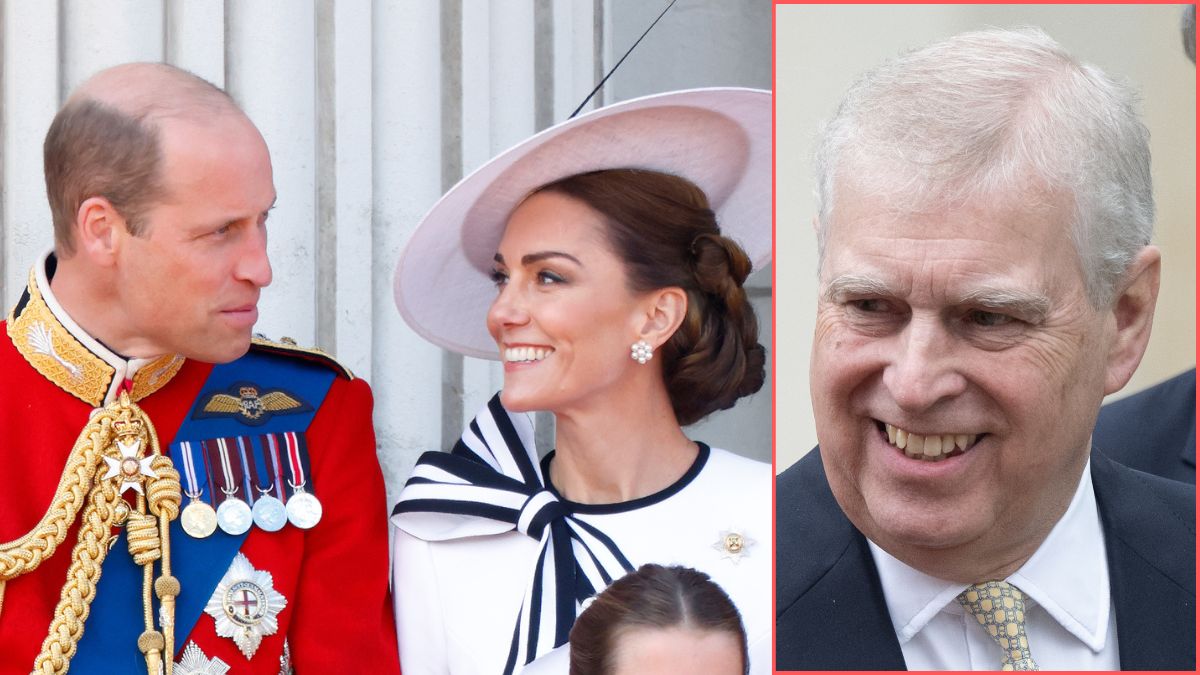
[391,445,771,675]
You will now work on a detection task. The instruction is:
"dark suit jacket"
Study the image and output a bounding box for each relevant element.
[776,449,1195,671]
[1095,368,1195,484]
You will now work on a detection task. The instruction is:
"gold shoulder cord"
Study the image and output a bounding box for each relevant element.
[0,393,182,675]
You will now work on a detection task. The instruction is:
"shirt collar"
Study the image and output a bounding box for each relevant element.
[868,459,1110,652]
[5,250,184,406]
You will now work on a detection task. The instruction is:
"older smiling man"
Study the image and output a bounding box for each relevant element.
[776,28,1194,671]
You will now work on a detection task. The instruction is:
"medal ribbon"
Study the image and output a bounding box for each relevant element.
[251,435,277,495]
[200,440,226,505]
[283,431,313,492]
[270,436,286,499]
[177,440,206,500]
[215,438,240,500]
[236,436,255,504]
[265,434,287,499]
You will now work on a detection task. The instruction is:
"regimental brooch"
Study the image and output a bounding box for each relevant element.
[712,527,756,564]
[204,553,288,659]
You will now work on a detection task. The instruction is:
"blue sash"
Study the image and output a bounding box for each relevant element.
[71,350,335,673]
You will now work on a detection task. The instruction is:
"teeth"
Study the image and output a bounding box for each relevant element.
[906,433,924,458]
[504,347,552,363]
[883,423,979,462]
[923,435,941,457]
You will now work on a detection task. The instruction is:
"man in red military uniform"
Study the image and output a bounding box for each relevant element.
[0,63,399,674]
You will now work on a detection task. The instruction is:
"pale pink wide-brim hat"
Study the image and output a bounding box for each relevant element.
[394,87,771,359]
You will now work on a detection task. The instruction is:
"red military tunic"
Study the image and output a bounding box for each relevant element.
[0,255,400,673]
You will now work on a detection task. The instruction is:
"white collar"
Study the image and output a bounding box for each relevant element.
[868,458,1110,652]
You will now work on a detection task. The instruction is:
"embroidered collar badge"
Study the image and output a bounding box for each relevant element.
[7,260,184,405]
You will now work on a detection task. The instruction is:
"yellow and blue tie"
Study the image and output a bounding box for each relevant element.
[956,581,1039,671]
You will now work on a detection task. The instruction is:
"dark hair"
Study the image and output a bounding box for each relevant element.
[535,169,765,425]
[44,99,164,254]
[568,564,748,675]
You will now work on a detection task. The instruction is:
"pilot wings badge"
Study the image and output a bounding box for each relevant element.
[194,382,313,426]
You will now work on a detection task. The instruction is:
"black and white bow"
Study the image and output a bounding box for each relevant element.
[391,394,634,673]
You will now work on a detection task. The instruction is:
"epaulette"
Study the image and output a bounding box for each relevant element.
[249,335,355,380]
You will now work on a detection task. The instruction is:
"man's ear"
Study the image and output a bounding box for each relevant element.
[74,196,125,265]
[1104,246,1161,395]
[637,286,688,350]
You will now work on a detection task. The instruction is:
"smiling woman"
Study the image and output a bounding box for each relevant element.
[387,89,771,675]
[488,171,763,428]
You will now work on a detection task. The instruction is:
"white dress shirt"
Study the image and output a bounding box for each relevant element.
[868,459,1120,670]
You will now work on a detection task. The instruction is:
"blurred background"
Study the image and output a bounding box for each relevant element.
[0,0,771,507]
[776,3,1196,473]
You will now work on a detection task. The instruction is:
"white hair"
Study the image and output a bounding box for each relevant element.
[814,27,1154,306]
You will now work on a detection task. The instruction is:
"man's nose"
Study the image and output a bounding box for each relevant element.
[881,316,967,412]
[237,224,273,287]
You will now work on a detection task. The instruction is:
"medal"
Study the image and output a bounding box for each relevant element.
[252,492,287,531]
[177,440,218,538]
[251,435,287,532]
[217,497,253,535]
[212,438,253,535]
[182,497,219,538]
[281,432,323,529]
[101,435,157,495]
[285,491,322,529]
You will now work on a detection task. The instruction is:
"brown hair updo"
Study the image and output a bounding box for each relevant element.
[568,564,748,675]
[534,168,765,426]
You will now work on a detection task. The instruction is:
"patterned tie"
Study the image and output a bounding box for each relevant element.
[956,581,1040,671]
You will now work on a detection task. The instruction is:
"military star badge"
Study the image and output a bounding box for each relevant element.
[712,528,756,564]
[175,642,230,675]
[102,437,158,495]
[205,553,287,659]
